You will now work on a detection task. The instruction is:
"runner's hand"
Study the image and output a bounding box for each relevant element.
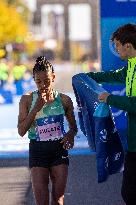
[60,134,74,150]
[33,93,47,113]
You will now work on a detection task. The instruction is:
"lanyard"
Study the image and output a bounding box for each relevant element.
[129,65,136,96]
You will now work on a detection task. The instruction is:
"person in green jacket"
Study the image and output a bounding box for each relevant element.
[87,23,136,205]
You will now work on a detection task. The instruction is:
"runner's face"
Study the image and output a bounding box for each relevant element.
[114,39,129,60]
[34,71,55,94]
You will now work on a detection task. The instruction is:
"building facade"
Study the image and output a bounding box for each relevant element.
[33,0,99,61]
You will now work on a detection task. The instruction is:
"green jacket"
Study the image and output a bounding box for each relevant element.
[87,57,136,152]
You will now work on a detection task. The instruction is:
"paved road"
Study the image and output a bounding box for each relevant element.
[0,158,29,205]
[26,155,125,205]
[0,154,125,205]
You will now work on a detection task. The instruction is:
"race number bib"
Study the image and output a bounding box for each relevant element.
[35,115,64,141]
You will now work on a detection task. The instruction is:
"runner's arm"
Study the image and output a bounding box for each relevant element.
[60,94,78,149]
[17,94,38,137]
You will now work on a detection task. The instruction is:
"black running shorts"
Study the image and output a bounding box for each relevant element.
[29,139,69,168]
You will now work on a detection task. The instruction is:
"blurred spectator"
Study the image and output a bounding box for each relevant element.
[12,60,27,95]
[12,60,26,81]
[81,61,90,72]
[81,60,100,73]
[0,58,9,88]
[21,69,36,93]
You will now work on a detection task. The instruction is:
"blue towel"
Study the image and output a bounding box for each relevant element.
[72,73,124,183]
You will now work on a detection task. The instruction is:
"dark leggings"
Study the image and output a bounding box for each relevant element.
[121,152,136,205]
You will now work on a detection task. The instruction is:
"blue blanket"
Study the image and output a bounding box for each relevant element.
[72,73,124,182]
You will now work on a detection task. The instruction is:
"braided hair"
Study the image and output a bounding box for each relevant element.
[33,56,54,78]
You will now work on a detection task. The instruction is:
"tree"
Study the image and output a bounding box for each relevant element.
[4,0,30,22]
[0,1,27,47]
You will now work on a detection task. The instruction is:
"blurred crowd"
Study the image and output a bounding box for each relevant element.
[0,57,99,104]
[0,58,36,104]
